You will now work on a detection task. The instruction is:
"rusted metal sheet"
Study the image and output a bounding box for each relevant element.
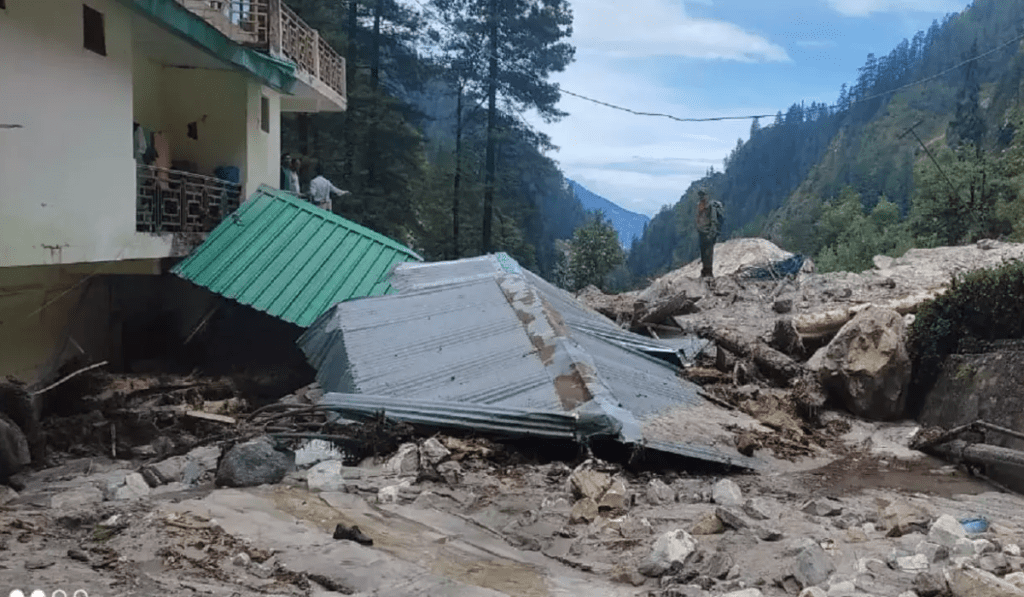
[299,253,763,469]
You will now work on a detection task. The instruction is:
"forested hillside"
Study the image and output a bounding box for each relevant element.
[566,180,650,247]
[629,0,1024,284]
[278,0,587,278]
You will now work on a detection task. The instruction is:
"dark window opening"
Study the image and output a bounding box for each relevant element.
[261,96,270,133]
[83,5,106,56]
[0,1,7,11]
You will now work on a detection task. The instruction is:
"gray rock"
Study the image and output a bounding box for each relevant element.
[913,570,949,597]
[799,588,828,597]
[712,479,743,506]
[419,438,451,467]
[307,460,346,492]
[569,466,612,501]
[792,543,835,589]
[818,306,911,420]
[50,485,103,509]
[111,472,151,500]
[570,498,599,524]
[722,590,762,597]
[883,502,931,537]
[1005,572,1024,588]
[0,485,18,505]
[980,553,1012,576]
[945,565,1024,597]
[773,299,793,314]
[716,506,748,529]
[802,498,843,517]
[639,529,698,577]
[953,538,980,557]
[928,514,967,549]
[915,540,949,563]
[743,498,772,520]
[895,554,930,573]
[0,413,30,481]
[599,478,630,511]
[383,443,420,476]
[756,527,783,542]
[647,478,675,505]
[826,580,856,596]
[436,460,462,485]
[215,437,294,488]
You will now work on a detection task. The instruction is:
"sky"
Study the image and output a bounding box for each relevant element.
[528,0,970,217]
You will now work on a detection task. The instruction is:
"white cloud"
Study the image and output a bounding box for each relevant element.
[825,0,962,17]
[573,0,790,62]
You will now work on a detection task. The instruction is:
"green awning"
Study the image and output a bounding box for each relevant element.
[172,186,423,327]
[117,0,297,93]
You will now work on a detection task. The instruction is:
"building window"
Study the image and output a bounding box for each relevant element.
[0,0,6,10]
[83,5,106,56]
[261,96,270,133]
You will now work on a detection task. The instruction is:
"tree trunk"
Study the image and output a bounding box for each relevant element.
[696,325,805,383]
[365,0,382,203]
[452,83,463,259]
[481,0,499,254]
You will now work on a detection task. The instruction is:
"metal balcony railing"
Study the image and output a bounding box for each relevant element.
[137,165,242,234]
[175,0,346,101]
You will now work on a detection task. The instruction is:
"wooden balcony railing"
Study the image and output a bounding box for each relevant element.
[176,0,346,101]
[137,165,242,234]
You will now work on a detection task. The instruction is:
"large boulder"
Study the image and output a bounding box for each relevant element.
[817,306,911,420]
[0,412,30,482]
[216,437,295,488]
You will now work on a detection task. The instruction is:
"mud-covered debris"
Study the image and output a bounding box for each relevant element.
[647,478,675,505]
[712,479,743,506]
[307,460,346,492]
[570,497,599,524]
[801,498,843,517]
[570,466,612,501]
[640,529,698,577]
[436,460,462,485]
[791,542,834,589]
[598,478,630,512]
[383,443,420,476]
[420,437,451,466]
[690,511,725,536]
[333,523,373,546]
[928,515,967,549]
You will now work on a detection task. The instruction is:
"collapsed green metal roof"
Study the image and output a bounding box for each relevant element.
[172,185,422,327]
[117,0,297,93]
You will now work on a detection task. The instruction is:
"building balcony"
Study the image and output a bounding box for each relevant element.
[137,165,243,234]
[175,0,347,112]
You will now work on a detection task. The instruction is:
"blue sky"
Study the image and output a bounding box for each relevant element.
[529,0,969,217]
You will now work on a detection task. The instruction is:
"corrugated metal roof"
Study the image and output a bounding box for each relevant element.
[172,185,422,327]
[298,253,765,469]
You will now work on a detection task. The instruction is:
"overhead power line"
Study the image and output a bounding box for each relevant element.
[398,0,1024,126]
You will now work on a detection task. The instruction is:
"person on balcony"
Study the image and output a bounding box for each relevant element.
[289,158,302,196]
[309,167,349,213]
[281,154,293,192]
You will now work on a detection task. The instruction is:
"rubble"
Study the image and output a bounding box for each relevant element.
[306,460,346,492]
[216,437,294,487]
[639,529,698,577]
[712,479,743,506]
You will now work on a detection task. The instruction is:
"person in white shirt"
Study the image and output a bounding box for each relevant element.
[289,158,302,196]
[308,167,349,212]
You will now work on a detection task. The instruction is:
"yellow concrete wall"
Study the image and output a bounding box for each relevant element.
[247,83,282,197]
[161,67,249,184]
[0,0,176,268]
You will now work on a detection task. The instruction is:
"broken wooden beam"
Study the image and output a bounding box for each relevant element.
[694,325,805,383]
[634,293,699,327]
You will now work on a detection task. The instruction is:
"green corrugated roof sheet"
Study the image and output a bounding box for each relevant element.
[172,185,422,327]
[117,0,298,93]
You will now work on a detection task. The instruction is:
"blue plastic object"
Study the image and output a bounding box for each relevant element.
[959,517,989,534]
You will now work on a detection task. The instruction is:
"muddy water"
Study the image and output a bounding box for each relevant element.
[797,453,993,498]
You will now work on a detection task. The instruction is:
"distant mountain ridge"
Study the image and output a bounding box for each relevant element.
[566,179,650,247]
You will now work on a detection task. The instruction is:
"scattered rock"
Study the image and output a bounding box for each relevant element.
[232,552,252,567]
[294,438,346,467]
[818,306,911,420]
[111,472,151,501]
[826,580,856,595]
[913,570,949,597]
[980,553,1012,576]
[307,460,346,492]
[0,485,18,505]
[570,498,599,524]
[436,460,462,485]
[915,540,949,563]
[50,486,103,509]
[799,588,827,597]
[639,529,698,577]
[756,527,783,542]
[1005,572,1024,589]
[712,479,743,506]
[599,478,630,512]
[690,511,725,535]
[743,498,772,520]
[802,498,843,517]
[896,554,930,573]
[884,502,931,537]
[383,443,420,476]
[569,467,612,501]
[0,413,30,481]
[647,478,675,505]
[1007,545,1023,557]
[945,565,1024,597]
[216,437,294,488]
[953,538,980,557]
[419,438,451,467]
[975,538,997,555]
[610,564,647,586]
[928,514,967,549]
[773,299,793,314]
[722,589,762,597]
[792,543,835,589]
[715,507,748,530]
[378,480,412,504]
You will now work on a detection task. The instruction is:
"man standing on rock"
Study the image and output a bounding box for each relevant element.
[695,188,725,278]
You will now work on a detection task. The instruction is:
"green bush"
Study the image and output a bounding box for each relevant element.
[908,259,1024,401]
